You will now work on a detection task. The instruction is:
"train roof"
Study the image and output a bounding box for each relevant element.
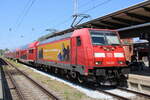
[38,28,119,45]
[29,41,39,48]
[16,41,39,50]
[39,32,72,45]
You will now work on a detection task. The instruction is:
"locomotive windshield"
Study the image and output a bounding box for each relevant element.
[90,30,120,45]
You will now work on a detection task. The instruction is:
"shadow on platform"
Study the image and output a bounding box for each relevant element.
[131,66,150,76]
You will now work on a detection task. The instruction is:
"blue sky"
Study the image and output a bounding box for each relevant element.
[0,0,146,49]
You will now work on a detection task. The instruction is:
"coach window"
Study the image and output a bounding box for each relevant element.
[17,52,19,55]
[29,49,33,53]
[76,36,81,46]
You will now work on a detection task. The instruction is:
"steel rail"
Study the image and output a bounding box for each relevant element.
[118,87,150,99]
[3,58,129,100]
[0,59,25,100]
[4,59,60,100]
[97,89,130,100]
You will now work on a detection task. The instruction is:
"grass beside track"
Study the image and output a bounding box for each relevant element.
[6,59,100,100]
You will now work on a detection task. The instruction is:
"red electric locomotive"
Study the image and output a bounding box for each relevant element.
[5,28,129,85]
[36,28,129,85]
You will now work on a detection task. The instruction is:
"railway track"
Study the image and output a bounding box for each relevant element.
[96,88,130,100]
[1,58,60,100]
[96,87,150,100]
[118,87,150,100]
[2,58,150,100]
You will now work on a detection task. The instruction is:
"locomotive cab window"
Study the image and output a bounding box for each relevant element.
[90,30,120,45]
[76,36,81,46]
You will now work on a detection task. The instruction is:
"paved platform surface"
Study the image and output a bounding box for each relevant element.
[128,74,150,86]
[128,67,150,94]
[129,67,150,85]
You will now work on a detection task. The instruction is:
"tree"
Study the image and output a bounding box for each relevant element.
[0,49,4,56]
[0,48,9,56]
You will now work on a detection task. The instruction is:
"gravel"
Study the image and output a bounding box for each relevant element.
[22,65,113,100]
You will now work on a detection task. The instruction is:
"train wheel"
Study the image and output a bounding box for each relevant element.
[70,71,77,79]
[48,67,52,73]
[54,68,58,74]
[66,74,71,80]
[44,66,48,72]
[60,69,64,76]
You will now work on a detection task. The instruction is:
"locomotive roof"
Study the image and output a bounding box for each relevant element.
[29,41,39,48]
[39,32,72,45]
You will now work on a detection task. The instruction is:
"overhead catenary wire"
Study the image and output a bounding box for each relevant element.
[78,0,97,9]
[37,16,72,40]
[15,0,32,28]
[70,0,112,28]
[52,16,72,29]
[16,0,37,29]
[41,0,112,32]
[81,0,112,13]
[14,0,112,31]
[46,0,100,30]
[37,0,113,32]
[78,0,92,7]
[49,0,112,30]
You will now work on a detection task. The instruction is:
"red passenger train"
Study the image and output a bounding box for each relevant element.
[5,28,130,85]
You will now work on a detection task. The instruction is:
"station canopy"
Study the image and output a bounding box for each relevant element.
[44,1,150,40]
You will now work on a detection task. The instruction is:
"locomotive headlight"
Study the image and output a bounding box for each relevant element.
[114,53,124,57]
[94,53,105,57]
[118,61,124,64]
[95,61,102,65]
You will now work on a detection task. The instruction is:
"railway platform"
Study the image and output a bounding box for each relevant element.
[0,68,3,100]
[128,67,150,94]
[0,58,12,100]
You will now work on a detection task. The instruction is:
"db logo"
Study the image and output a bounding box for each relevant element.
[106,61,114,64]
[106,53,113,57]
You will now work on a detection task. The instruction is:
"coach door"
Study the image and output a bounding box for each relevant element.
[71,36,84,65]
